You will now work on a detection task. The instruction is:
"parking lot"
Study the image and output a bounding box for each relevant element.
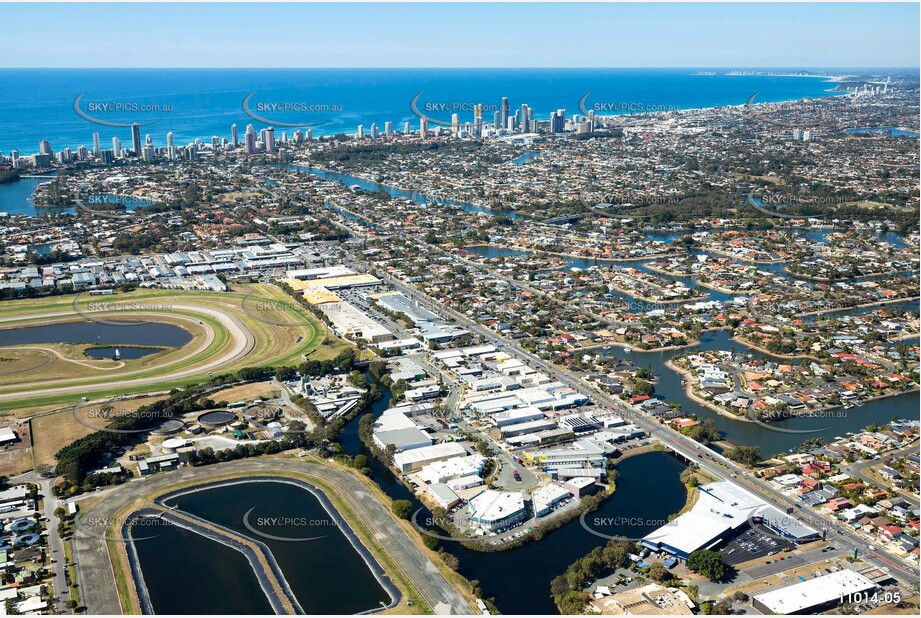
[720,526,795,566]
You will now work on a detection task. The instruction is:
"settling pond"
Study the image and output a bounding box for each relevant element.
[132,480,394,615]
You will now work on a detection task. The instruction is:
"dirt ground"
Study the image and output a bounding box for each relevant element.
[0,419,33,476]
[30,395,168,468]
[203,381,280,404]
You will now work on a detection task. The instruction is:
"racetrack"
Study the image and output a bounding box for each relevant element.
[0,304,254,403]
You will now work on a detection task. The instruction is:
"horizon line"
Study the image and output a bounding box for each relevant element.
[1,66,919,70]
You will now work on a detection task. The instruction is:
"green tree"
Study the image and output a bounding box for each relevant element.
[687,550,728,581]
[391,499,413,520]
[648,561,668,581]
[725,445,762,466]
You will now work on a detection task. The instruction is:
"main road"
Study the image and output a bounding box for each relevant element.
[367,260,919,588]
[73,458,475,615]
[12,472,70,614]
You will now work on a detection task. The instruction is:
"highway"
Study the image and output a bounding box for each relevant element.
[366,261,919,588]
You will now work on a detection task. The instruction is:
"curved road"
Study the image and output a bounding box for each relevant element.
[841,443,920,508]
[73,458,474,615]
[0,304,256,403]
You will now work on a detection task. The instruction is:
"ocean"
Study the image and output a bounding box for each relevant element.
[0,68,841,156]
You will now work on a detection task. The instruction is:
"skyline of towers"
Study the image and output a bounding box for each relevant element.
[14,92,577,167]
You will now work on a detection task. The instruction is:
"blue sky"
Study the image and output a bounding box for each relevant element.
[3,2,918,67]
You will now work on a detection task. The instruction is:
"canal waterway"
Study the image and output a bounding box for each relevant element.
[462,244,917,452]
[284,164,522,220]
[339,384,688,615]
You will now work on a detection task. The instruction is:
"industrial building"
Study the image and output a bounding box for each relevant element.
[752,569,877,615]
[372,409,433,452]
[418,455,487,485]
[137,453,179,475]
[563,477,599,497]
[500,418,559,438]
[427,483,461,509]
[392,442,468,473]
[467,490,527,531]
[447,475,484,491]
[492,407,545,428]
[0,427,17,445]
[531,483,573,517]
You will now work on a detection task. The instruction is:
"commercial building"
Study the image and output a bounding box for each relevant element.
[531,483,573,517]
[392,442,468,473]
[752,569,877,615]
[467,490,527,531]
[317,301,394,343]
[642,480,820,560]
[526,439,607,468]
[285,265,355,280]
[427,483,461,509]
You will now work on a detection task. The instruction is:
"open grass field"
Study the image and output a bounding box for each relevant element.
[0,319,209,387]
[29,394,169,468]
[204,381,280,404]
[0,284,352,413]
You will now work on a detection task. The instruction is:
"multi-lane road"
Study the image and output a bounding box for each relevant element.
[368,262,919,588]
